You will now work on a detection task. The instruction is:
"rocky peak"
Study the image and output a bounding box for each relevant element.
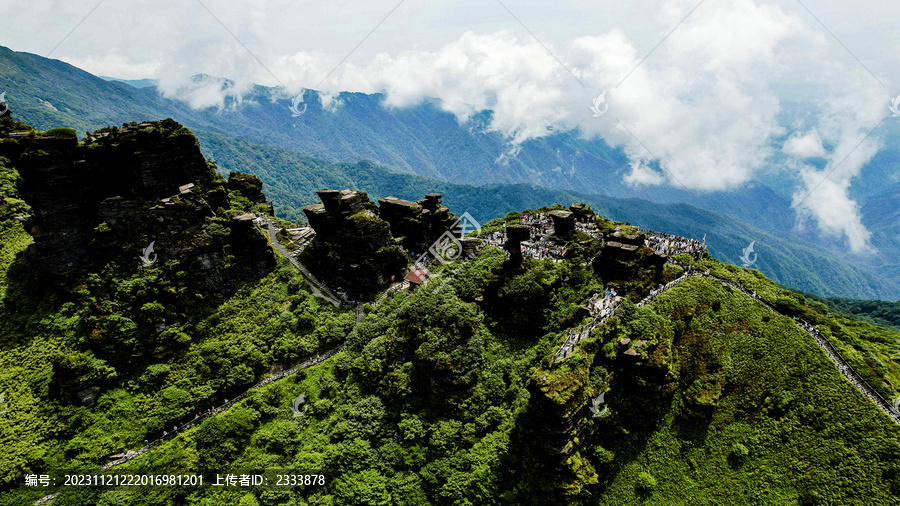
[227,172,274,215]
[1,119,276,300]
[378,192,455,253]
[301,189,409,295]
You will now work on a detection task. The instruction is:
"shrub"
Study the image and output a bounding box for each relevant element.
[731,442,749,459]
[169,125,193,137]
[43,127,77,138]
[139,363,171,388]
[636,471,657,492]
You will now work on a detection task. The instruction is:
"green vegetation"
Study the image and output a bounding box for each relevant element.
[575,275,900,504]
[40,128,77,138]
[795,289,900,332]
[1,127,900,503]
[688,258,900,402]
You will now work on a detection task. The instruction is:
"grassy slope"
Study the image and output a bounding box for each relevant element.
[591,276,899,504]
[696,261,900,400]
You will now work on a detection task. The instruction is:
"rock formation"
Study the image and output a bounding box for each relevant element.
[505,225,530,265]
[568,203,595,222]
[301,189,407,296]
[460,237,482,258]
[593,225,666,285]
[299,190,470,295]
[548,210,575,241]
[610,226,644,246]
[0,119,277,300]
[377,193,455,254]
[226,172,274,215]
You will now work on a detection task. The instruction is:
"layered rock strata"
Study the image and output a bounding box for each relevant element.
[0,119,276,299]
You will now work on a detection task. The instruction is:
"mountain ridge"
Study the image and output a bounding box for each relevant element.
[2,119,900,503]
[0,45,897,299]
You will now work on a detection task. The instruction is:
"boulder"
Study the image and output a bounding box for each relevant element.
[505,225,531,264]
[548,210,575,241]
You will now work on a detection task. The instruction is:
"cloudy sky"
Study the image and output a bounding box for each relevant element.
[2,0,898,253]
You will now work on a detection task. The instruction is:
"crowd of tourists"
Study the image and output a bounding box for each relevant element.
[484,230,505,249]
[480,215,568,261]
[643,230,705,258]
[519,212,552,229]
[588,288,619,317]
[575,222,604,242]
[553,287,623,362]
[638,265,696,306]
[521,239,566,261]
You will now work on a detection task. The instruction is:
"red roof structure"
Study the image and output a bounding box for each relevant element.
[404,269,428,284]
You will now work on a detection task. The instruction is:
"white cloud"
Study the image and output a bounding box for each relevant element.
[788,82,884,252]
[295,0,885,252]
[7,0,893,253]
[623,161,665,186]
[63,53,160,80]
[794,166,874,253]
[317,90,344,113]
[333,31,570,144]
[783,130,827,158]
[147,0,887,252]
[157,74,253,110]
[567,0,819,191]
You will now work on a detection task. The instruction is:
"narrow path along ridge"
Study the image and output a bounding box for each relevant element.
[553,264,900,425]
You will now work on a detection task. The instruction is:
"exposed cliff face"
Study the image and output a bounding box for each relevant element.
[0,118,276,301]
[591,227,667,294]
[300,189,408,296]
[299,189,467,296]
[377,193,455,254]
[513,305,677,498]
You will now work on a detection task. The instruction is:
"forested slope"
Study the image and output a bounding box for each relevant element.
[2,120,900,505]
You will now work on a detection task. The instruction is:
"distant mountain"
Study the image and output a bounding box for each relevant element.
[99,76,158,89]
[0,45,821,210]
[194,130,896,299]
[0,44,897,299]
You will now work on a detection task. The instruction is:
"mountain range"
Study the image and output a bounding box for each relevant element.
[0,45,897,300]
